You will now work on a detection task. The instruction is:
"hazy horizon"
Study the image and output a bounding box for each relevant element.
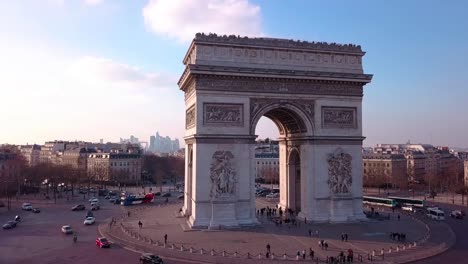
[1,1,467,149]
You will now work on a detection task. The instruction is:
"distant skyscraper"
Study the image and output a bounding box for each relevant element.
[148,131,180,154]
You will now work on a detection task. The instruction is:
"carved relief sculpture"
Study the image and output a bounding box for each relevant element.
[186,106,195,129]
[327,148,352,194]
[322,107,356,128]
[210,151,236,199]
[203,103,243,126]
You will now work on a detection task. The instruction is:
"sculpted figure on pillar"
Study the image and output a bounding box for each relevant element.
[327,148,353,194]
[210,151,237,198]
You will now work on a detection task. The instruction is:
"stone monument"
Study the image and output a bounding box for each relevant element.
[179,33,373,228]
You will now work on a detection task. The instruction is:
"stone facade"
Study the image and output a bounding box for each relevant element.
[465,160,468,187]
[363,153,407,188]
[179,33,372,228]
[87,152,142,184]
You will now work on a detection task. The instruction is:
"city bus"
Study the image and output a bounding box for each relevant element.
[363,196,397,208]
[427,207,445,220]
[121,193,155,206]
[388,196,425,208]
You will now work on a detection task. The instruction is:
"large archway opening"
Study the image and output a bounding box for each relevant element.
[253,105,309,215]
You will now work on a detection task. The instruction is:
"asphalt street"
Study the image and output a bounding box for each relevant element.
[0,195,184,264]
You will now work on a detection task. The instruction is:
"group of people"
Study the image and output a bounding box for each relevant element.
[266,244,315,260]
[390,232,406,241]
[328,249,354,263]
[341,232,350,242]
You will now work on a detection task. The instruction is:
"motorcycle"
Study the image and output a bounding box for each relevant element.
[14,215,21,222]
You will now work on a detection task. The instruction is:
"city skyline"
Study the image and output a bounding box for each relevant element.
[1,1,468,147]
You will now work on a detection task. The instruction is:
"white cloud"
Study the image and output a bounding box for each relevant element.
[142,0,262,42]
[84,0,103,5]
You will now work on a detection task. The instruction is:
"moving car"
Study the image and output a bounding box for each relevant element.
[32,208,41,213]
[22,203,33,211]
[71,204,86,211]
[89,198,98,203]
[91,204,100,211]
[84,217,96,225]
[266,193,279,199]
[140,253,164,264]
[109,198,117,203]
[96,237,111,248]
[450,210,464,219]
[177,194,184,200]
[161,192,171,197]
[2,221,18,229]
[61,225,73,234]
[402,206,416,213]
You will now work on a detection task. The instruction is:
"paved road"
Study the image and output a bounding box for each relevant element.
[0,196,183,264]
[409,202,468,264]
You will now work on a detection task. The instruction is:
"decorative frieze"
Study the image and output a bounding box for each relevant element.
[196,76,363,97]
[210,150,236,199]
[203,103,243,126]
[250,98,315,124]
[185,105,196,129]
[321,107,357,129]
[327,148,353,194]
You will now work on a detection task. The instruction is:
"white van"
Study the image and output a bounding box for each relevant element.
[427,207,445,220]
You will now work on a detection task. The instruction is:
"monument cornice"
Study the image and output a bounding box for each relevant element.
[178,64,372,89]
[278,136,366,145]
[183,33,365,64]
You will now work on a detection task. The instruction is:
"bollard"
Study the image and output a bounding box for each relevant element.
[284,253,287,260]
[396,246,399,252]
[403,245,406,251]
[211,249,215,256]
[180,245,184,252]
[222,251,226,257]
[388,248,392,253]
[271,253,275,259]
[234,252,238,257]
[190,247,194,253]
[247,252,250,259]
[258,253,262,259]
[296,255,300,260]
[414,242,417,247]
[200,248,204,255]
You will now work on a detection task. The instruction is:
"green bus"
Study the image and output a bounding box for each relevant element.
[388,196,425,208]
[363,196,397,208]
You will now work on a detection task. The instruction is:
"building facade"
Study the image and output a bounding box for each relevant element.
[87,152,142,184]
[363,153,407,187]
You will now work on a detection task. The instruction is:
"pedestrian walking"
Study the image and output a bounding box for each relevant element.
[138,220,142,228]
[341,233,345,242]
[266,243,271,254]
[309,248,314,259]
[302,249,306,259]
[127,211,130,217]
[164,234,168,244]
[308,229,312,237]
[345,233,348,242]
[324,242,328,251]
[315,230,319,237]
[397,214,400,221]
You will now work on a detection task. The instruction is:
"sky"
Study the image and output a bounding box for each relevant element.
[1,0,467,148]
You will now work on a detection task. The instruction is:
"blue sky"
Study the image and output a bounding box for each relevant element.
[1,0,467,147]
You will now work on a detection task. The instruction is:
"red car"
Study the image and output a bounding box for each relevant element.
[95,237,111,248]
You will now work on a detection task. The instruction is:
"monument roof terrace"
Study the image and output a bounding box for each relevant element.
[192,33,363,54]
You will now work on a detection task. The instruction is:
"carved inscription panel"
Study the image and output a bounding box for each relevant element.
[321,107,357,129]
[185,105,196,129]
[203,103,243,126]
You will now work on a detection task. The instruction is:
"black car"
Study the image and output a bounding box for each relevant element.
[86,210,94,218]
[140,254,164,264]
[161,192,171,198]
[3,221,17,229]
[32,208,41,213]
[71,204,86,211]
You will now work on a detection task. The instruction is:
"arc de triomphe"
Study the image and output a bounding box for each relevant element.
[179,33,372,229]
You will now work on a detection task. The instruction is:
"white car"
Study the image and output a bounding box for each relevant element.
[22,203,33,211]
[61,225,73,234]
[89,198,98,203]
[266,193,279,199]
[84,217,96,225]
[402,206,416,213]
[91,203,100,210]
